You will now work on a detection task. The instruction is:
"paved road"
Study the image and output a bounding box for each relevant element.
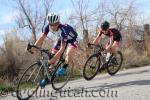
[1,65,150,100]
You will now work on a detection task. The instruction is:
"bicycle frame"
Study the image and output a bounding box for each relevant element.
[91,44,106,63]
[26,42,68,80]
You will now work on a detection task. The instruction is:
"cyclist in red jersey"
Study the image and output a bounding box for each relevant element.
[91,21,122,56]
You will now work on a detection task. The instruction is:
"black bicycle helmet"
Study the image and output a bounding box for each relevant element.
[101,21,110,30]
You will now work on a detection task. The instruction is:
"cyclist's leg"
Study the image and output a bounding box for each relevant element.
[105,40,120,55]
[51,39,61,54]
[65,40,78,66]
[55,40,77,76]
[111,41,120,56]
[104,42,111,63]
[111,35,122,56]
[105,42,110,51]
[49,39,61,69]
[104,41,119,61]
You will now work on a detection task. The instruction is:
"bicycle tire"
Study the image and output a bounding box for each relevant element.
[51,60,72,90]
[16,61,44,100]
[83,54,101,80]
[106,51,123,75]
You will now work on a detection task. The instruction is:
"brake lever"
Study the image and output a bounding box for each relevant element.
[27,43,32,51]
[26,43,34,54]
[87,43,94,49]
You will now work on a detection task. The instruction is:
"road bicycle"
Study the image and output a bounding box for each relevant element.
[16,43,72,100]
[83,43,123,80]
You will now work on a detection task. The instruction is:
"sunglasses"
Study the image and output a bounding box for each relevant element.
[49,22,59,26]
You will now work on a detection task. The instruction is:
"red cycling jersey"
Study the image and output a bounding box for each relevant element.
[98,28,122,42]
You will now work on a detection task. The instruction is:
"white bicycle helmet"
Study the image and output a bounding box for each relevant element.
[47,13,60,24]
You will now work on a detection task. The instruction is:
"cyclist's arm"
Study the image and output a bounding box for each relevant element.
[92,30,102,45]
[34,33,46,46]
[34,25,49,46]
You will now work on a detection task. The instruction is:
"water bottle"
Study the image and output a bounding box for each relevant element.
[101,53,106,63]
[106,52,111,62]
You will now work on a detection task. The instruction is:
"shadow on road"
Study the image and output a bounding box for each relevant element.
[82,68,150,90]
[115,69,150,77]
[93,69,150,81]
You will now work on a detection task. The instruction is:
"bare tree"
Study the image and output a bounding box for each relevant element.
[70,0,99,46]
[103,0,136,31]
[13,0,54,42]
[70,0,89,30]
[144,24,150,57]
[69,0,89,57]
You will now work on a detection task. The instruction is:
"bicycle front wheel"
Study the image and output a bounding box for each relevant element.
[83,54,101,80]
[16,61,44,100]
[51,62,72,91]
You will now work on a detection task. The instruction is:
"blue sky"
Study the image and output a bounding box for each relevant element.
[0,0,150,45]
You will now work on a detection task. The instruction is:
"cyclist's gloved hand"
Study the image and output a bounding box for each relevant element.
[87,43,94,49]
[87,43,92,48]
[28,47,36,54]
[26,43,35,54]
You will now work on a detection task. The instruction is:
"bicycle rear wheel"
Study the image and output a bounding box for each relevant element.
[51,61,72,90]
[106,51,123,75]
[83,54,101,80]
[16,61,44,100]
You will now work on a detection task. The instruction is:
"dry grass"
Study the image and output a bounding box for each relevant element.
[122,44,150,68]
[0,33,37,83]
